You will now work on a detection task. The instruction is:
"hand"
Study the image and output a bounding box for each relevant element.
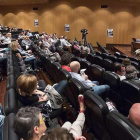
[39,95,48,101]
[34,89,45,96]
[28,50,32,54]
[92,83,97,86]
[74,136,86,140]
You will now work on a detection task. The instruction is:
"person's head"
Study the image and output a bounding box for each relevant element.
[114,63,126,76]
[13,107,46,140]
[126,65,137,79]
[6,32,11,38]
[122,58,131,67]
[10,41,18,51]
[41,128,74,140]
[17,74,37,96]
[61,53,71,66]
[80,51,88,59]
[63,36,67,39]
[70,61,80,73]
[128,103,140,128]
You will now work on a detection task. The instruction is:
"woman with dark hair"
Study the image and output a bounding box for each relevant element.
[61,53,71,72]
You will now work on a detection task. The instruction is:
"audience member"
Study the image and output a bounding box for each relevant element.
[41,95,86,140]
[17,74,67,106]
[60,36,72,53]
[122,58,131,67]
[70,61,110,98]
[61,53,71,72]
[80,51,88,61]
[128,103,140,128]
[126,65,138,80]
[41,45,61,62]
[3,32,11,45]
[13,107,46,140]
[21,36,32,49]
[10,41,38,71]
[114,63,126,81]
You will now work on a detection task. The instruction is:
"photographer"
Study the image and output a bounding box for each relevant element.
[81,29,88,46]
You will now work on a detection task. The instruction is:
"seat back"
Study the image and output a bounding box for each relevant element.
[93,55,103,67]
[106,111,140,140]
[84,90,111,140]
[51,62,62,83]
[103,71,122,109]
[4,88,18,116]
[108,55,117,63]
[66,78,86,110]
[131,61,139,70]
[96,51,102,56]
[90,64,105,84]
[117,57,124,63]
[101,53,109,59]
[114,52,121,57]
[58,69,71,82]
[121,80,140,114]
[102,59,114,71]
[71,57,81,63]
[3,113,19,140]
[80,60,91,78]
[86,53,95,64]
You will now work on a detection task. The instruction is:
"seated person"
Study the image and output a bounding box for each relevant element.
[41,95,86,140]
[60,36,72,53]
[17,74,67,106]
[122,58,131,67]
[2,32,11,45]
[10,41,38,71]
[128,103,140,128]
[13,107,47,140]
[41,45,61,62]
[21,36,32,49]
[61,53,71,72]
[70,61,110,98]
[114,63,126,81]
[80,51,88,61]
[126,65,138,80]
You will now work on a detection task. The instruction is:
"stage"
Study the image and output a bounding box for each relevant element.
[113,45,136,58]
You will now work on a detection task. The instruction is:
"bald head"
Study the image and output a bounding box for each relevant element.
[129,103,140,128]
[70,61,80,73]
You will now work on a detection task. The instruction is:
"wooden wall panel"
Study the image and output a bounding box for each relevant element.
[0,0,140,46]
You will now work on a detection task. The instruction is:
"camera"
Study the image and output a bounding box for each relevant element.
[81,29,88,34]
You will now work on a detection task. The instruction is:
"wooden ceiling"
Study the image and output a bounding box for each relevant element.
[0,0,49,5]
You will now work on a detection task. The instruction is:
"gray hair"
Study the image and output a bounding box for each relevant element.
[126,65,137,79]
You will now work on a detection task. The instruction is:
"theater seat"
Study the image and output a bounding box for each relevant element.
[7,66,14,76]
[102,59,114,71]
[96,51,102,56]
[93,55,103,67]
[84,90,111,140]
[108,55,117,63]
[103,71,122,110]
[106,111,140,140]
[58,69,71,82]
[51,62,62,83]
[101,53,109,59]
[80,60,91,78]
[117,57,124,63]
[131,61,139,70]
[86,53,95,64]
[3,113,19,140]
[121,80,140,114]
[90,64,105,84]
[38,80,47,91]
[66,78,87,110]
[4,88,18,116]
[114,52,121,58]
[71,57,81,63]
[6,75,15,90]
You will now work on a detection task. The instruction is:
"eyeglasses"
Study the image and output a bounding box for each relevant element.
[40,117,45,123]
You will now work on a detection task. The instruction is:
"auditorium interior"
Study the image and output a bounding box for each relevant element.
[1,0,140,139]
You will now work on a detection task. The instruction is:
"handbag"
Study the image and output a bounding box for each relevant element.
[44,84,63,109]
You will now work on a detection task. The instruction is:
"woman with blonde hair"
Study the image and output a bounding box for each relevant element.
[17,74,68,106]
[10,41,38,71]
